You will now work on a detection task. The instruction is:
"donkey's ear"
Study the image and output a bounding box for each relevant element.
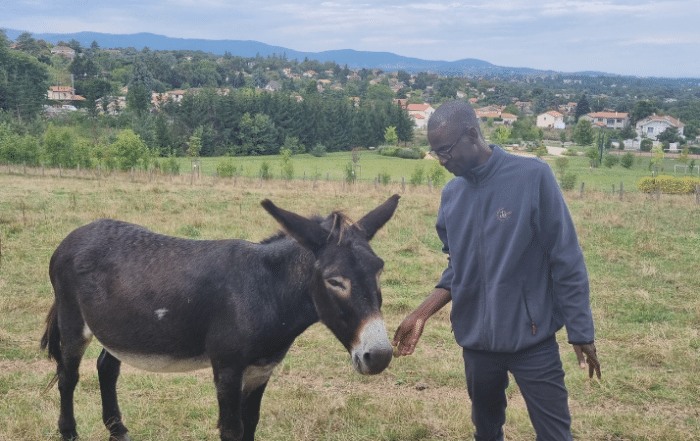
[261,199,326,253]
[355,194,400,241]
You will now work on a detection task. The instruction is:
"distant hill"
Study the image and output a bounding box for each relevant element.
[3,28,611,77]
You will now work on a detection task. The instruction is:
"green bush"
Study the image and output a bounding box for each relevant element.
[260,161,271,180]
[620,152,635,169]
[409,165,424,185]
[427,161,446,185]
[637,175,700,194]
[378,145,424,159]
[640,139,653,152]
[380,168,391,185]
[345,162,357,183]
[602,154,620,168]
[560,172,577,191]
[216,158,236,178]
[162,155,180,174]
[310,142,326,157]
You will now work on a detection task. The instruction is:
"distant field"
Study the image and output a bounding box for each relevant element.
[1,166,699,440]
[4,146,699,194]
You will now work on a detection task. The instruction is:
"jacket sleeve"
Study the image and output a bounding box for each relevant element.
[435,201,454,291]
[534,167,595,345]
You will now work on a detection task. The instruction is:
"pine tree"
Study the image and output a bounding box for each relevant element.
[575,93,591,122]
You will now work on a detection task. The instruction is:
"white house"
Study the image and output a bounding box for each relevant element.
[635,114,685,140]
[536,111,565,129]
[580,112,630,129]
[407,103,435,121]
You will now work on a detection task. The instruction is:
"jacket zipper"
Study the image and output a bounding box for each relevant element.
[523,295,537,335]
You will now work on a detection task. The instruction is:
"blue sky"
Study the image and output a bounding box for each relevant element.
[1,0,699,78]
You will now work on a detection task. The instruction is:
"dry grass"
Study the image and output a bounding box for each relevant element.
[1,171,699,440]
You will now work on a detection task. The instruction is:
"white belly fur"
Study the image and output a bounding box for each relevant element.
[105,347,211,373]
[242,363,278,395]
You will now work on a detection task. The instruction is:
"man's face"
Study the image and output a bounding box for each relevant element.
[428,125,478,176]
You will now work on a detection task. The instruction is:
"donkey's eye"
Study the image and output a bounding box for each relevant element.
[324,277,351,298]
[327,278,345,289]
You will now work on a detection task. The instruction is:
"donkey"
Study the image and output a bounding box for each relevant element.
[41,195,400,441]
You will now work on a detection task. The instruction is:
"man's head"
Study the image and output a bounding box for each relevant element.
[427,101,491,176]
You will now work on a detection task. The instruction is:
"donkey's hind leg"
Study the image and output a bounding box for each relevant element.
[55,322,91,440]
[97,349,130,441]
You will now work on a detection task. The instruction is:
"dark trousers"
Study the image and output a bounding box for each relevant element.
[462,335,572,441]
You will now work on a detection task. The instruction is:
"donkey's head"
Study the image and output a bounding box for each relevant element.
[261,195,400,375]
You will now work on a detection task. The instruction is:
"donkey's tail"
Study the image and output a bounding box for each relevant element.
[40,302,61,392]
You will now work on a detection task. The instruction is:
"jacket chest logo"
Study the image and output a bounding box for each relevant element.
[496,207,512,222]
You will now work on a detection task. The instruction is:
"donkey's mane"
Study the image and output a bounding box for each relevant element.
[258,212,356,245]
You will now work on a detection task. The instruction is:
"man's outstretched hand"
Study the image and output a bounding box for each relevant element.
[573,343,601,379]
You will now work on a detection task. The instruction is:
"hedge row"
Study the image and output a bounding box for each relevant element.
[637,175,700,194]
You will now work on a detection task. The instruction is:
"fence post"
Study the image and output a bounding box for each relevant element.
[401,177,405,192]
[696,185,699,205]
[59,164,62,178]
[579,182,585,199]
[190,168,194,185]
[259,171,263,188]
[619,182,624,201]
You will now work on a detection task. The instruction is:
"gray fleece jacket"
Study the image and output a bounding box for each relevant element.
[436,145,595,352]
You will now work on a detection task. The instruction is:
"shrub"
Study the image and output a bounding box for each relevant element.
[637,175,700,194]
[640,139,653,152]
[380,168,391,185]
[409,165,425,185]
[602,154,620,168]
[428,161,446,185]
[310,143,326,157]
[217,158,236,178]
[562,148,578,156]
[345,162,357,183]
[620,152,635,169]
[260,161,271,180]
[560,172,577,191]
[378,145,424,159]
[163,155,180,174]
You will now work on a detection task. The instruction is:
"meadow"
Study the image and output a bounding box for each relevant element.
[0,158,699,440]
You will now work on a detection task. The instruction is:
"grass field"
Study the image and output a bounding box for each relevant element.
[1,168,699,440]
[5,145,699,196]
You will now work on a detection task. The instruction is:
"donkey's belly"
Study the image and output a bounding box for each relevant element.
[104,346,212,372]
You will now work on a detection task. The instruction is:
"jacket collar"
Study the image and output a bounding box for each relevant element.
[461,145,504,183]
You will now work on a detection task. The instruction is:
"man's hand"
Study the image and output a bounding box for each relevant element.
[573,343,601,379]
[391,314,425,357]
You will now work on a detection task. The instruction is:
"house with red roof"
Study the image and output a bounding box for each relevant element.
[580,112,629,129]
[536,111,565,129]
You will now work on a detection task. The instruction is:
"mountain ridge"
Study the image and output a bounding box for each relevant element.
[3,28,615,77]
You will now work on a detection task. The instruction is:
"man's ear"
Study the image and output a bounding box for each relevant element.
[466,126,481,143]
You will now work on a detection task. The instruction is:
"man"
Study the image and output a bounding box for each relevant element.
[392,100,600,441]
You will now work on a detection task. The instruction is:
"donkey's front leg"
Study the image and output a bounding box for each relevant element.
[213,365,245,441]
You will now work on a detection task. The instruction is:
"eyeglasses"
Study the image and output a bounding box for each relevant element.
[431,130,464,161]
